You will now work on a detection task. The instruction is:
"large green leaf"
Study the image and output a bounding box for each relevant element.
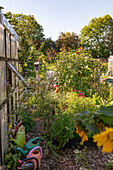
[97,105,113,116]
[83,119,98,132]
[99,115,113,125]
[76,111,90,117]
[95,105,113,125]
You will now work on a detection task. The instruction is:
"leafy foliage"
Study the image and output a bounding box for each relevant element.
[39,38,58,63]
[50,112,75,149]
[55,50,109,98]
[4,12,45,76]
[56,32,79,51]
[4,145,21,170]
[17,110,35,133]
[95,105,113,125]
[79,14,113,58]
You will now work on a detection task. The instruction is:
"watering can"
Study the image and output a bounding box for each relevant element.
[17,137,40,156]
[27,146,42,169]
[12,125,25,148]
[14,121,22,135]
[12,121,22,137]
[18,157,39,170]
[10,121,22,138]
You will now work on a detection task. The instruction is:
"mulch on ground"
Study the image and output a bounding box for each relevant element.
[26,118,113,170]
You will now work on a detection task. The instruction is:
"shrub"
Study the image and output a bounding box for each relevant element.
[55,50,109,99]
[63,91,98,115]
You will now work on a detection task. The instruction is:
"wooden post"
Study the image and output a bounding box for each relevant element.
[97,61,101,95]
[36,70,40,91]
[34,61,40,91]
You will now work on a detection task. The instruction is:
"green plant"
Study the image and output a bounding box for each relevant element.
[94,105,113,125]
[107,160,113,170]
[50,112,75,149]
[4,145,21,170]
[55,50,109,99]
[17,110,35,133]
[74,146,90,169]
[63,91,98,115]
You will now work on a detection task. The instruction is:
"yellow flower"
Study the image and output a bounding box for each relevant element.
[93,127,113,153]
[102,139,113,153]
[9,124,12,128]
[82,133,88,145]
[76,126,88,145]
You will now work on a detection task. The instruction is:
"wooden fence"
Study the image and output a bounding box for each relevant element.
[0,11,19,165]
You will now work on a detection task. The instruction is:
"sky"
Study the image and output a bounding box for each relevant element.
[1,0,113,41]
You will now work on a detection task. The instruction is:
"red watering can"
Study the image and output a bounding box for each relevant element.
[14,121,22,135]
[27,146,42,169]
[11,121,22,137]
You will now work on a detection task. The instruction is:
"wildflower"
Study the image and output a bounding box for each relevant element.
[79,90,81,92]
[9,124,12,128]
[43,59,45,63]
[55,85,58,87]
[76,126,88,145]
[75,89,78,92]
[56,87,59,93]
[78,93,82,97]
[93,127,113,153]
[71,87,73,92]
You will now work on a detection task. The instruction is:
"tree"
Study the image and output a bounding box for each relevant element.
[4,12,45,76]
[39,38,57,62]
[79,14,113,58]
[56,32,79,51]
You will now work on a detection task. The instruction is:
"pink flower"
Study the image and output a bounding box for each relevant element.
[55,85,58,87]
[79,90,81,92]
[71,87,73,88]
[51,84,55,88]
[75,89,77,92]
[82,95,85,97]
[79,93,83,96]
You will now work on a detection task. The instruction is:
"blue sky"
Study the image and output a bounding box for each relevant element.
[1,0,113,41]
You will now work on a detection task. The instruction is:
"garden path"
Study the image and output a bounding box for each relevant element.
[26,118,113,170]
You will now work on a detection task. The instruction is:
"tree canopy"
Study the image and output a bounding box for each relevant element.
[4,12,45,75]
[56,32,79,51]
[79,14,113,58]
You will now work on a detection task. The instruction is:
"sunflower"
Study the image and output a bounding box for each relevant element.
[93,127,113,153]
[76,126,88,145]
